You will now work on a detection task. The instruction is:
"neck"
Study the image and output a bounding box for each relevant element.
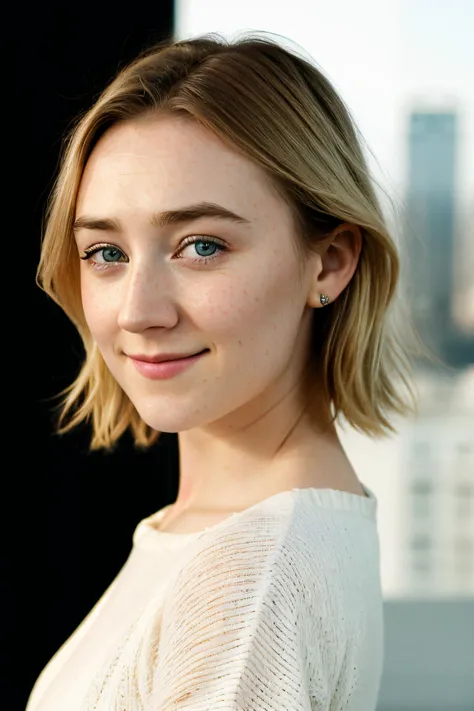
[172,368,344,514]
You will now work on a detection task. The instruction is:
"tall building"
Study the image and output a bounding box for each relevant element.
[401,110,473,368]
[452,197,474,335]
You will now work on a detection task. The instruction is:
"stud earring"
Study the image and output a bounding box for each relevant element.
[320,293,330,306]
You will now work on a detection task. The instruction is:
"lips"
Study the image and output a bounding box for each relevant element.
[129,348,209,379]
[130,349,208,363]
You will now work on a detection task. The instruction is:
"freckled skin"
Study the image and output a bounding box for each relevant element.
[75,114,363,514]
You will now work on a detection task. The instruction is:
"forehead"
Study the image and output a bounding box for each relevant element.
[77,115,287,224]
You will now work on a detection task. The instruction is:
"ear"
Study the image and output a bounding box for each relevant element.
[306,223,363,308]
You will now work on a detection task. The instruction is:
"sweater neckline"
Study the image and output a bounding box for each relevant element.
[133,483,377,547]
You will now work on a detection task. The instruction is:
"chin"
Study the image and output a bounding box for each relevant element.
[130,395,208,434]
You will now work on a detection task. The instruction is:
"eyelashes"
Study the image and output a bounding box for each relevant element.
[79,236,229,270]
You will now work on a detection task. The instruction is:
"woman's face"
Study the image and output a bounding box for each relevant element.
[74,115,322,432]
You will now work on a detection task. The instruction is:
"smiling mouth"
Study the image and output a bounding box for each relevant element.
[128,348,210,380]
[129,349,210,363]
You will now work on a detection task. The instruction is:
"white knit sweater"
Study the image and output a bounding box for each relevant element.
[26,484,384,711]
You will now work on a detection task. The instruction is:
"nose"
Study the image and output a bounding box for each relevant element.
[117,261,178,333]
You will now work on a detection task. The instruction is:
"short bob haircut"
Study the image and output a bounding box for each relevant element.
[37,31,432,450]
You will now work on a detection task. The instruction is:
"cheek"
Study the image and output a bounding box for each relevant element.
[200,260,300,349]
[80,275,117,344]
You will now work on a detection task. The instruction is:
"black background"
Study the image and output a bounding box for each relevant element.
[19,6,178,708]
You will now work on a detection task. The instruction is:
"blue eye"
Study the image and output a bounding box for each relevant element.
[99,246,124,262]
[177,237,227,263]
[79,244,127,264]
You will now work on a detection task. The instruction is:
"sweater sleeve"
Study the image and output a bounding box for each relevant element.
[143,519,337,711]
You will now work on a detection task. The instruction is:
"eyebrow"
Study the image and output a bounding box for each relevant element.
[72,201,252,232]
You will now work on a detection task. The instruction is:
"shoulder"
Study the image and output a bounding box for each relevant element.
[169,490,378,605]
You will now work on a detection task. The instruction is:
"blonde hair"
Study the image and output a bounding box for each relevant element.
[37,31,435,450]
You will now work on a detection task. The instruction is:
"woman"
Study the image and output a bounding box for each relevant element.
[27,31,426,711]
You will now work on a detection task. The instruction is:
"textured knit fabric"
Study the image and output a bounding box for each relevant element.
[26,483,384,711]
